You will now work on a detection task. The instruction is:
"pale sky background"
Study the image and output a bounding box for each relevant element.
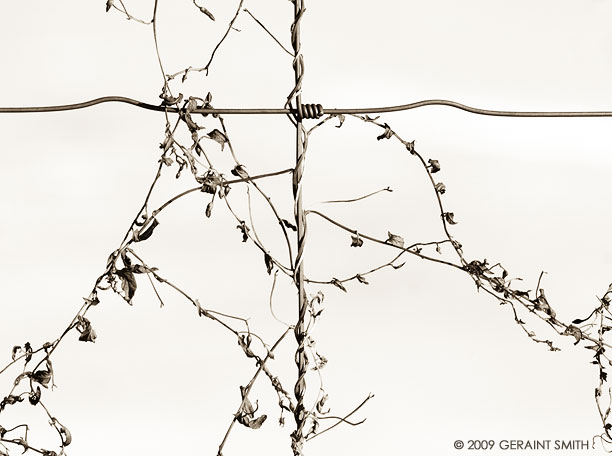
[2,1,612,455]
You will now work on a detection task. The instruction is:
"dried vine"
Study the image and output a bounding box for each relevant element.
[1,2,612,456]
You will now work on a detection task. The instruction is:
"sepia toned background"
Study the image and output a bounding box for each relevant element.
[1,1,612,454]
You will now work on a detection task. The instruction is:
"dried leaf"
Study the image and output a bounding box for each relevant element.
[32,370,52,388]
[181,111,199,132]
[313,354,328,370]
[376,123,393,140]
[236,387,267,429]
[11,345,21,361]
[197,5,215,20]
[534,288,556,319]
[351,234,363,247]
[335,114,345,128]
[134,218,159,242]
[246,414,267,429]
[197,171,221,194]
[105,0,114,12]
[563,325,583,345]
[281,219,297,231]
[434,182,446,194]
[386,231,404,248]
[24,342,32,362]
[264,253,273,275]
[330,278,346,292]
[160,92,183,106]
[316,394,330,415]
[356,274,369,285]
[231,165,249,179]
[442,212,458,225]
[29,386,41,406]
[205,201,214,218]
[118,269,137,304]
[405,140,415,154]
[207,129,228,149]
[236,222,250,242]
[59,424,72,446]
[185,97,198,113]
[428,159,441,173]
[78,325,97,343]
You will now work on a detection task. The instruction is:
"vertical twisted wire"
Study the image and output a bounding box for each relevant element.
[287,0,308,454]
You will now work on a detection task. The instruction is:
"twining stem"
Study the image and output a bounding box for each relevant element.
[290,1,309,455]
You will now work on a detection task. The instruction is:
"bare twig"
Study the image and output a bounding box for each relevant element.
[243,8,294,57]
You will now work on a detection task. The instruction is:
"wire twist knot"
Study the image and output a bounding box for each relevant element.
[296,103,324,120]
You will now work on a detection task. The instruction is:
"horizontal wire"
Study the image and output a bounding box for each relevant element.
[1,96,612,118]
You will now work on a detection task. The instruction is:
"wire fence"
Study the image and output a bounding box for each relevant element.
[1,2,612,456]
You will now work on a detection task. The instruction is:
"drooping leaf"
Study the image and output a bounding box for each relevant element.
[134,218,159,242]
[236,386,267,430]
[159,92,183,106]
[24,342,32,362]
[28,386,41,406]
[238,415,268,429]
[231,165,249,179]
[434,182,446,194]
[316,394,330,415]
[32,370,52,388]
[78,324,97,343]
[351,234,363,247]
[442,212,458,225]
[238,335,255,358]
[356,274,369,285]
[428,159,441,173]
[386,231,404,248]
[105,0,114,12]
[185,97,198,113]
[281,219,297,232]
[534,288,556,319]
[181,111,199,133]
[335,114,345,128]
[405,140,416,154]
[197,171,222,194]
[313,354,328,370]
[118,269,137,304]
[160,156,173,169]
[207,129,228,149]
[236,222,250,242]
[563,325,583,345]
[376,123,393,140]
[330,278,346,292]
[205,201,214,218]
[196,4,215,20]
[59,423,72,447]
[264,253,273,275]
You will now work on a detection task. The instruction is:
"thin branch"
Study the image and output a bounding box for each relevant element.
[146,167,294,220]
[306,393,374,441]
[243,8,294,57]
[319,187,392,204]
[306,209,464,271]
[114,0,152,24]
[269,270,291,327]
[217,327,292,456]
